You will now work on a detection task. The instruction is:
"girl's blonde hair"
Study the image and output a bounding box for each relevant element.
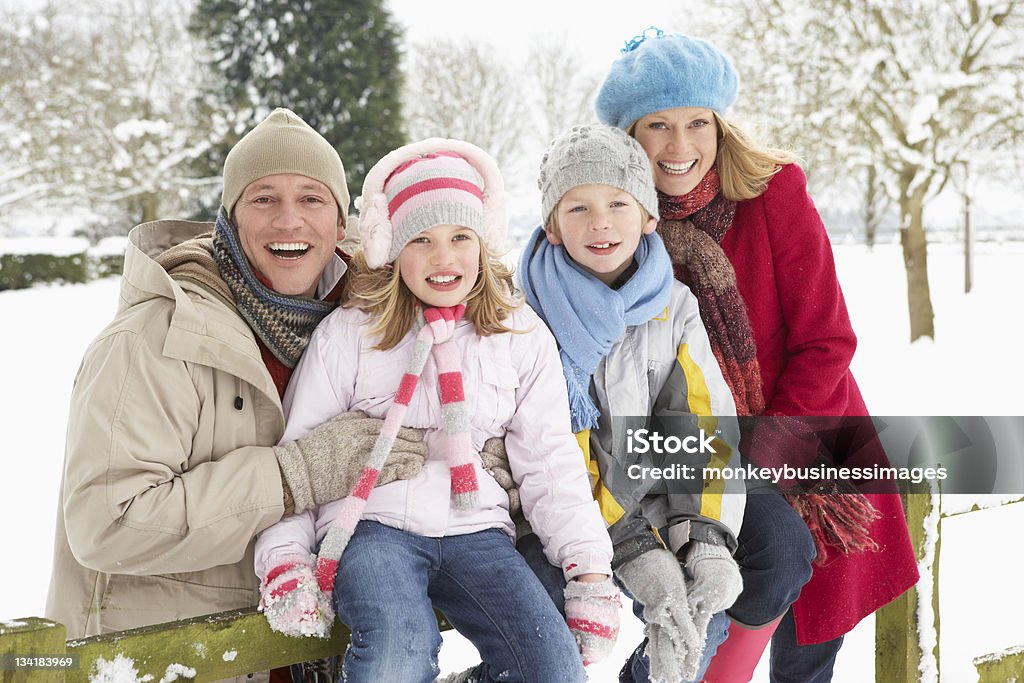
[628,112,798,202]
[345,241,522,350]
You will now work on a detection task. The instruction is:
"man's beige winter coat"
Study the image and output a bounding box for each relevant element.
[46,220,286,639]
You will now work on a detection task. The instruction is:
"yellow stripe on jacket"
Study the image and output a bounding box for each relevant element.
[676,342,731,523]
[577,429,626,528]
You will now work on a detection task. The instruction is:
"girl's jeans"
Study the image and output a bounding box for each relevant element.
[332,520,586,683]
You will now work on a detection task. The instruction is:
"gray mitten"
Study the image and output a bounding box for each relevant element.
[275,410,427,513]
[617,548,704,683]
[684,541,743,645]
[479,436,521,516]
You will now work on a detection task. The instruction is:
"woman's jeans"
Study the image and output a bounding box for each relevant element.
[732,489,842,683]
[332,520,586,683]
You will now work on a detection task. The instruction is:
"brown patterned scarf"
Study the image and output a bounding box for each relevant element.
[656,168,765,416]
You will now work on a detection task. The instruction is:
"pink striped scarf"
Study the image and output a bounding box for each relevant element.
[315,304,480,591]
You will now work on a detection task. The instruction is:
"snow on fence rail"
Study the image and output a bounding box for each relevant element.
[0,608,452,682]
[2,496,1021,682]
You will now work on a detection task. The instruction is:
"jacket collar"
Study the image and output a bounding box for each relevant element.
[124,220,282,408]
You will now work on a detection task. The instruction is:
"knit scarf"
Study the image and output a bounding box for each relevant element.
[314,305,480,592]
[519,226,673,432]
[212,207,336,368]
[656,168,765,416]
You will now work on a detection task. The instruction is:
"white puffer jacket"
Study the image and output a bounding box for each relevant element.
[255,304,613,581]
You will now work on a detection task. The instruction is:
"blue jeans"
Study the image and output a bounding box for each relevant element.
[332,521,586,683]
[516,533,728,683]
[728,490,816,628]
[769,608,843,683]
[730,489,841,682]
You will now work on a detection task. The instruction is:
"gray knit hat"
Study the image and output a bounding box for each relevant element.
[222,108,350,220]
[539,124,659,225]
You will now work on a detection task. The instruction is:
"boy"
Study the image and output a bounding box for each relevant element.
[518,124,746,683]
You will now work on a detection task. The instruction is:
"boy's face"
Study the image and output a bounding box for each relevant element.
[398,223,480,307]
[546,183,657,286]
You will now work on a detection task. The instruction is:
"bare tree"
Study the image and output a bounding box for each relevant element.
[404,39,530,182]
[524,39,602,146]
[705,0,1024,341]
[0,0,218,232]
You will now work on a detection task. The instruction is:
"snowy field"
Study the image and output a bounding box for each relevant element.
[1,240,1022,681]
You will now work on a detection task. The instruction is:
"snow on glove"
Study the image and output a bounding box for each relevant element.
[618,548,703,683]
[785,480,881,566]
[479,436,521,516]
[259,555,334,638]
[684,541,743,642]
[275,410,428,513]
[564,577,621,665]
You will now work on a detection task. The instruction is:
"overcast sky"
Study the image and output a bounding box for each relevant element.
[386,0,688,69]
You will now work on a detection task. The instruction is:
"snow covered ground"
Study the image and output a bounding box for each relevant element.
[1,240,1022,681]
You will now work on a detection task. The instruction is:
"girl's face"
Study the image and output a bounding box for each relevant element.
[398,224,480,308]
[547,183,656,286]
[633,107,719,197]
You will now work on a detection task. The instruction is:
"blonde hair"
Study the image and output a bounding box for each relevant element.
[345,241,522,351]
[628,112,798,202]
[712,113,798,201]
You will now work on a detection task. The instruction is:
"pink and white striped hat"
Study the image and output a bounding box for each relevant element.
[358,138,508,268]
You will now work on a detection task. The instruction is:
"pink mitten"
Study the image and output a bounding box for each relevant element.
[259,555,334,638]
[564,577,621,665]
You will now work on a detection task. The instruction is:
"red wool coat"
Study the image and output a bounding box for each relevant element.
[722,163,919,644]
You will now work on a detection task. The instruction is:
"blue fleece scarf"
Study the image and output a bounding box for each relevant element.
[519,226,673,432]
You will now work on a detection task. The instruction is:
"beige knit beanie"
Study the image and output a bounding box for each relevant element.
[221,108,350,221]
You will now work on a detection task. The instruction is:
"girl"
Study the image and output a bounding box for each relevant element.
[595,29,919,683]
[254,139,620,683]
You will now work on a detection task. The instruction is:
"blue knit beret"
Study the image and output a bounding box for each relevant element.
[595,31,740,130]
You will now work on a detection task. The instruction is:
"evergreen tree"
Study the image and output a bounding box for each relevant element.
[190,0,405,212]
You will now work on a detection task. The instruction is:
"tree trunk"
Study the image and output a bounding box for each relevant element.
[141,192,159,224]
[864,165,879,248]
[899,190,936,341]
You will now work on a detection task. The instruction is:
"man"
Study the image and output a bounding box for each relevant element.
[45,109,425,664]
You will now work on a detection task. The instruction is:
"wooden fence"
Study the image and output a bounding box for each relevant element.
[3,493,1021,682]
[874,490,1024,682]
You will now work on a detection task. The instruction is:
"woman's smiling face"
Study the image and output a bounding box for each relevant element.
[632,107,719,197]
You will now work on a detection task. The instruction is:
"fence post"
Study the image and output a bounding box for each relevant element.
[0,617,67,683]
[875,485,941,682]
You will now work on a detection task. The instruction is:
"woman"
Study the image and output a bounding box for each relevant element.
[595,30,919,683]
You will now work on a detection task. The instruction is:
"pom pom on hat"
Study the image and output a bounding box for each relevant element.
[595,30,739,130]
[358,139,508,269]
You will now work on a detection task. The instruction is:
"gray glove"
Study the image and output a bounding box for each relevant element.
[617,548,703,683]
[684,541,743,646]
[479,436,521,516]
[275,410,427,513]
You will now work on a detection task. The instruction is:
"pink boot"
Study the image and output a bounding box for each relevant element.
[701,616,782,683]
